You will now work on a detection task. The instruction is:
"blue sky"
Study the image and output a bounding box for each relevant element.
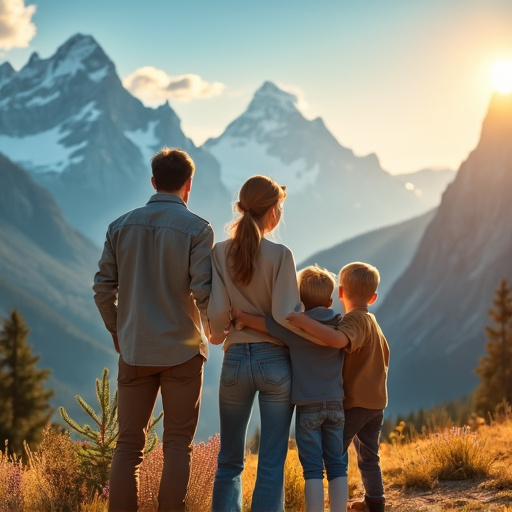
[1,0,512,173]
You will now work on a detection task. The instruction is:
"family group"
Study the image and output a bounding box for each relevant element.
[93,147,390,512]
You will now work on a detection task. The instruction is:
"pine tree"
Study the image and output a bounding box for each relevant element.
[0,309,54,455]
[59,367,163,494]
[474,279,512,416]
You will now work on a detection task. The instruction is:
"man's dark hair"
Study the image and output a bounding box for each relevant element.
[151,147,195,192]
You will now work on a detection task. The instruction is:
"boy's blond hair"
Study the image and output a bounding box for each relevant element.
[297,264,337,311]
[339,262,380,303]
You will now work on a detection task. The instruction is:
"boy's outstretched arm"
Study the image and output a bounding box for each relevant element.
[286,312,349,349]
[234,310,268,333]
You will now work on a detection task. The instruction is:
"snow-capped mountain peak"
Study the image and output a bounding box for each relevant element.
[0,34,113,108]
[247,80,300,117]
[0,33,230,242]
[50,33,113,82]
[203,81,328,193]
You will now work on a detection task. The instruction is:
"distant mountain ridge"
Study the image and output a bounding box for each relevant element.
[203,81,452,260]
[299,209,437,305]
[377,93,512,415]
[0,35,453,261]
[0,152,116,418]
[0,34,231,243]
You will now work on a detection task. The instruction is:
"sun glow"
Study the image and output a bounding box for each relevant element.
[491,59,512,94]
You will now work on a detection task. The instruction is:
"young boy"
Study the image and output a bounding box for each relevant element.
[287,262,390,512]
[236,265,349,512]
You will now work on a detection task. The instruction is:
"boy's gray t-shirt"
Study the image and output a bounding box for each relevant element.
[266,307,345,406]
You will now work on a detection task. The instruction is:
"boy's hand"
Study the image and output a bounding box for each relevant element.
[286,312,310,329]
[232,310,247,331]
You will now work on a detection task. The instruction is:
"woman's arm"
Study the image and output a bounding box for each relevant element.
[286,312,349,349]
[234,310,268,333]
[206,245,232,345]
[270,247,327,345]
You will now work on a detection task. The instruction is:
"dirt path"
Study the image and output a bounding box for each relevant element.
[349,479,512,511]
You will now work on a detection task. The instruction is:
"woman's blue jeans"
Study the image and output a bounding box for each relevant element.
[211,342,294,512]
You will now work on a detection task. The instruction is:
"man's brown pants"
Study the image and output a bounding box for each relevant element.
[108,354,204,512]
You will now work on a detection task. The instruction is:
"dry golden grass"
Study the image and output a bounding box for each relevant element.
[22,426,86,512]
[381,421,510,492]
[1,416,511,511]
[242,442,306,512]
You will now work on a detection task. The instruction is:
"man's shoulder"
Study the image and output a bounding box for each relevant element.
[110,199,211,236]
[184,207,211,228]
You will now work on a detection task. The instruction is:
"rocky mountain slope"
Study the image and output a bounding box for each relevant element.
[377,93,512,415]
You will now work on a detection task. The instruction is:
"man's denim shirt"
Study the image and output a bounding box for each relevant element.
[93,193,214,366]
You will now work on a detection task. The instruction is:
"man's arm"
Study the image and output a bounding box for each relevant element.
[93,232,119,352]
[286,312,349,349]
[190,224,214,338]
[111,333,120,354]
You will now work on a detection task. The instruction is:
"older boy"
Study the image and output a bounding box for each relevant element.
[236,265,349,512]
[287,262,390,512]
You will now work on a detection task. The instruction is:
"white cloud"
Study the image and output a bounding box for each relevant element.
[122,66,225,105]
[0,0,36,51]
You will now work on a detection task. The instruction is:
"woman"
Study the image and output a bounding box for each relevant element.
[208,175,300,512]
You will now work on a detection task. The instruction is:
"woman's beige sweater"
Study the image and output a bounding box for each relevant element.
[207,237,302,350]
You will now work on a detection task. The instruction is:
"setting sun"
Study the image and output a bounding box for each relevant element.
[491,59,512,94]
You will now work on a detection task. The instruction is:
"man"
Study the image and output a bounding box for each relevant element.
[93,147,214,512]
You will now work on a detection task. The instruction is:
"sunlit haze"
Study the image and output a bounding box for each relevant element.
[491,59,512,94]
[1,0,512,174]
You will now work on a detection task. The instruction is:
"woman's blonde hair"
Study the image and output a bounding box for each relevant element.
[227,175,286,285]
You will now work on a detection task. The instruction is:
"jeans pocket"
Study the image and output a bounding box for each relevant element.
[299,411,323,431]
[220,359,239,387]
[327,408,345,427]
[258,356,291,386]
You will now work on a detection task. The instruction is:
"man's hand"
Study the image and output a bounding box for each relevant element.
[209,334,226,345]
[112,333,120,354]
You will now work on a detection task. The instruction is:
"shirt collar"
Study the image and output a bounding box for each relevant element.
[147,193,186,206]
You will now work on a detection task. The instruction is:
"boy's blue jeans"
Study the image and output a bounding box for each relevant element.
[295,401,347,481]
[343,407,385,499]
[211,342,294,512]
